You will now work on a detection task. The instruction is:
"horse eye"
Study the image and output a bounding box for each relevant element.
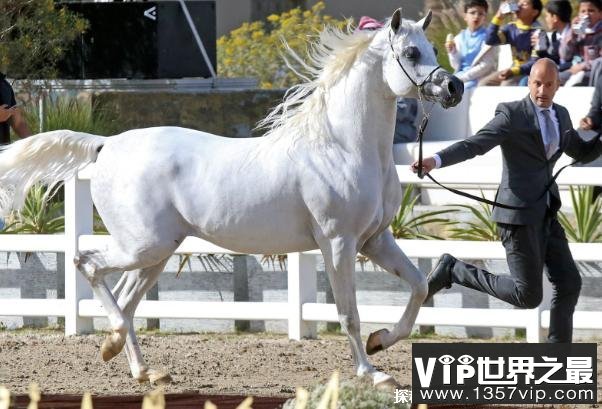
[402,46,421,60]
[432,46,438,56]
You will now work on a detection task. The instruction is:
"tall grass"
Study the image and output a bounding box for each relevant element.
[23,96,116,135]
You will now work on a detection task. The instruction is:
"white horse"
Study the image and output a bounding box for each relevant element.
[0,9,462,387]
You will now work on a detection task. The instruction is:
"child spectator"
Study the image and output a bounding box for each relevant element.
[479,0,543,85]
[533,0,572,73]
[562,0,602,85]
[446,0,496,89]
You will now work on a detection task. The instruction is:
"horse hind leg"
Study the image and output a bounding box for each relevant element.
[74,241,177,366]
[77,264,129,363]
[115,259,173,384]
[361,230,427,354]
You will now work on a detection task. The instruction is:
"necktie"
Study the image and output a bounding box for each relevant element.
[542,109,559,159]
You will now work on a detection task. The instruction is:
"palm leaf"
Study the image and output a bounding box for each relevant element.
[558,186,602,242]
[449,193,498,241]
[390,184,457,239]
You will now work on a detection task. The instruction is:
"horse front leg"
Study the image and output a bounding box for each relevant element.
[318,236,398,388]
[361,229,428,354]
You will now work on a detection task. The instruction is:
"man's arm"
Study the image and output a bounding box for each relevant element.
[485,18,508,46]
[411,103,512,174]
[582,77,602,130]
[8,108,31,139]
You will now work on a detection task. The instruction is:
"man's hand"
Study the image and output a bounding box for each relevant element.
[580,116,594,130]
[498,69,513,80]
[410,157,436,175]
[0,105,14,122]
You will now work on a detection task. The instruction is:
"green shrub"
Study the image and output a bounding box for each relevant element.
[2,184,63,234]
[390,184,457,240]
[449,198,498,241]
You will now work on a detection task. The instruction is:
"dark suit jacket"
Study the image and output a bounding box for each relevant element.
[587,75,602,131]
[437,95,602,225]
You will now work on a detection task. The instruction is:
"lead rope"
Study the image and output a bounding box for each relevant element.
[415,115,601,210]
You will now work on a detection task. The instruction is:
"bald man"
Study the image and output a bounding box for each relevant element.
[412,58,602,343]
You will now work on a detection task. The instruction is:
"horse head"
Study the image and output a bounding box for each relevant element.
[382,9,464,109]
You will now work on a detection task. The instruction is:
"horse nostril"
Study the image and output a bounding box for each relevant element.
[448,81,456,95]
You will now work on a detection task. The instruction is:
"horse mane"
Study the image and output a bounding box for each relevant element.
[257,25,379,146]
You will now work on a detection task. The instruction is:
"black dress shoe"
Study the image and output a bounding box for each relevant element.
[425,253,456,302]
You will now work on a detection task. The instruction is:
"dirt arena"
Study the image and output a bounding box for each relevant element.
[0,331,600,403]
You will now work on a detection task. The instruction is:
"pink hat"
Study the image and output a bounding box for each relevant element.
[358,16,384,30]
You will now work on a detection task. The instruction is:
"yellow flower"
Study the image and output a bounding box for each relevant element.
[217,0,347,89]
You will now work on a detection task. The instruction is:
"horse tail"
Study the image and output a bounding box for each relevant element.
[0,129,105,215]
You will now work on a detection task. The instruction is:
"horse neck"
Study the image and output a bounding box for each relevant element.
[325,58,397,165]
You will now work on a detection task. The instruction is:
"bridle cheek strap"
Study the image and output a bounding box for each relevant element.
[388,31,439,178]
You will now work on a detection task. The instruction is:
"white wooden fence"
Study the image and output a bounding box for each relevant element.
[1,164,601,343]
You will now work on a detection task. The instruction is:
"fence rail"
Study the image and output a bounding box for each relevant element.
[0,164,601,343]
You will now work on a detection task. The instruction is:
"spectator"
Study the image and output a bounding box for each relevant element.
[532,0,573,74]
[562,0,602,86]
[0,72,30,142]
[393,98,418,144]
[579,73,602,131]
[479,0,543,85]
[446,0,496,89]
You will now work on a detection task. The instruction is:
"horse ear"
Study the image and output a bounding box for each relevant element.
[417,10,433,31]
[391,8,402,33]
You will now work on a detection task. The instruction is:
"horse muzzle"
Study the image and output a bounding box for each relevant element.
[421,70,464,109]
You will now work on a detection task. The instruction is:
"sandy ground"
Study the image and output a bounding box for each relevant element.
[0,330,600,402]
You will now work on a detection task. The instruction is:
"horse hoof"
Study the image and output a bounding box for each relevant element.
[149,369,173,385]
[366,328,389,355]
[101,330,126,362]
[373,372,402,391]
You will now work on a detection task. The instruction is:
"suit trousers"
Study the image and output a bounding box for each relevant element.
[449,214,581,342]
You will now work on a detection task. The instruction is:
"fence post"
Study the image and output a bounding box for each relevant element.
[64,176,94,335]
[287,252,317,340]
[418,258,435,335]
[526,276,553,343]
[233,255,250,332]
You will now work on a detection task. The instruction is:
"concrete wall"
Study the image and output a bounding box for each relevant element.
[92,89,285,137]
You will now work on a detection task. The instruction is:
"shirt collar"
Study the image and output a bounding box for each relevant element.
[529,96,555,115]
[467,26,486,36]
[515,20,534,31]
